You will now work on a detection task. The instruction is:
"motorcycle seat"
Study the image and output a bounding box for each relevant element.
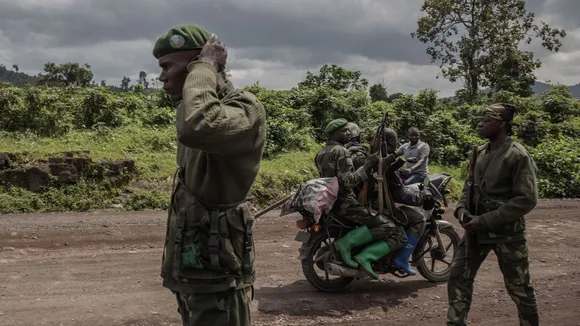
[427,173,451,189]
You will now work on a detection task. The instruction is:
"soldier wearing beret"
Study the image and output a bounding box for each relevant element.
[152,24,266,326]
[344,122,370,173]
[314,118,408,279]
[446,103,540,326]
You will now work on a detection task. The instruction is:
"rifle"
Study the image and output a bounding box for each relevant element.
[463,145,478,255]
[254,195,293,219]
[357,112,395,218]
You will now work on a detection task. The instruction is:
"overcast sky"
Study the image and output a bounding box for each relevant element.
[0,0,578,97]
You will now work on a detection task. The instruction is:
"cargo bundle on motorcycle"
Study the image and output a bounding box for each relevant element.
[280,176,340,221]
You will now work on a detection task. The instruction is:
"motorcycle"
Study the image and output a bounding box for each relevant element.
[293,172,459,292]
[398,171,451,207]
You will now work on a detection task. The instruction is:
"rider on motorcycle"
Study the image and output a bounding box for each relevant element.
[346,122,432,276]
[345,122,370,194]
[315,118,408,279]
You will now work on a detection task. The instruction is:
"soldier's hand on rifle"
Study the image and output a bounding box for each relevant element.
[422,193,435,210]
[198,33,228,72]
[364,152,379,171]
[455,207,469,225]
[463,215,486,232]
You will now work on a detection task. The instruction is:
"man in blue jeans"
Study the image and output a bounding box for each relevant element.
[396,127,430,185]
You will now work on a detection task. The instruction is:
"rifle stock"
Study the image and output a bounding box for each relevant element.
[376,145,384,215]
[359,111,395,218]
[464,145,479,255]
[358,182,369,205]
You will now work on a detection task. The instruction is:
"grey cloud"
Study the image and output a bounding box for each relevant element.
[0,0,578,95]
[0,0,431,66]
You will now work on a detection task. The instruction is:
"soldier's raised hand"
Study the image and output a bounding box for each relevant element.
[198,33,227,72]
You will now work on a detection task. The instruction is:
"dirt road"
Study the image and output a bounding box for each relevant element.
[1,199,579,326]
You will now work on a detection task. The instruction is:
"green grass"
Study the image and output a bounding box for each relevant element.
[0,126,464,213]
[0,125,178,182]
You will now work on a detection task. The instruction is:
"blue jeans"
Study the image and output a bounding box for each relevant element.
[399,170,427,185]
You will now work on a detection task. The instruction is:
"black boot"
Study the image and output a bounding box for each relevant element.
[520,312,539,326]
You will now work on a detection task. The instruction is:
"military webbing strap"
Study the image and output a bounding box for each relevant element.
[243,219,254,284]
[208,211,221,271]
[176,167,252,278]
[172,211,186,280]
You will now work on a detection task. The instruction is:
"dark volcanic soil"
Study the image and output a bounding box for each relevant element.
[1,199,579,325]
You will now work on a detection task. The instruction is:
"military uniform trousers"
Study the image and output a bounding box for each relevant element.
[447,239,538,326]
[333,199,407,251]
[174,286,253,326]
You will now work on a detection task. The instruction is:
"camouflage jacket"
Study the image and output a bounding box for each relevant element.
[315,141,368,206]
[346,145,368,172]
[455,138,538,244]
[347,146,424,207]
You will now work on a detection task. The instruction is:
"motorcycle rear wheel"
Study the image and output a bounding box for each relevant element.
[301,233,355,292]
[415,227,460,283]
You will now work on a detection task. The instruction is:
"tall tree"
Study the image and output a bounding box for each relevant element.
[412,0,566,101]
[138,71,149,89]
[298,64,369,91]
[121,76,131,91]
[37,62,94,87]
[369,82,388,102]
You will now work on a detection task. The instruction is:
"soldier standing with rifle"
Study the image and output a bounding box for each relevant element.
[446,103,540,326]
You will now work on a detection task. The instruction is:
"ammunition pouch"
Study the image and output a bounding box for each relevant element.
[475,195,526,242]
[170,168,255,284]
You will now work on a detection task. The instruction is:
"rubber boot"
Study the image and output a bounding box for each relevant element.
[520,313,539,326]
[353,241,391,280]
[334,225,374,268]
[392,233,419,275]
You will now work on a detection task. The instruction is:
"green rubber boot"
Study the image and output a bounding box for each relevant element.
[334,225,374,268]
[353,241,391,280]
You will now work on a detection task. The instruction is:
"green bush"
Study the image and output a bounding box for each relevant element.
[1,65,579,214]
[530,137,580,198]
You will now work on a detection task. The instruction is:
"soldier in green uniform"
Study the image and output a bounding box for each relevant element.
[345,122,370,195]
[152,24,266,326]
[346,125,431,276]
[345,122,369,168]
[315,118,408,279]
[446,103,539,326]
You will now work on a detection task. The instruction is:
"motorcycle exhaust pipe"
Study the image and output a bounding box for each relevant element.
[326,262,369,278]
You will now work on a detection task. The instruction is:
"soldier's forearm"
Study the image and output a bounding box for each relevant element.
[340,167,368,189]
[178,61,265,154]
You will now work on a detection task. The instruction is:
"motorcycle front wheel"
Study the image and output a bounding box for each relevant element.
[301,233,355,292]
[414,227,460,283]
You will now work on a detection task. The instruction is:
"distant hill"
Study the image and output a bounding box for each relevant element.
[533,81,580,98]
[0,64,38,87]
[2,64,580,98]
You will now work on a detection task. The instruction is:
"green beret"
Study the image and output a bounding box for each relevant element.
[153,24,211,59]
[324,118,349,134]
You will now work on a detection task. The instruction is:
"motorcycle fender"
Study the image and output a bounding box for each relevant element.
[435,219,454,230]
[294,231,311,243]
[296,232,325,260]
